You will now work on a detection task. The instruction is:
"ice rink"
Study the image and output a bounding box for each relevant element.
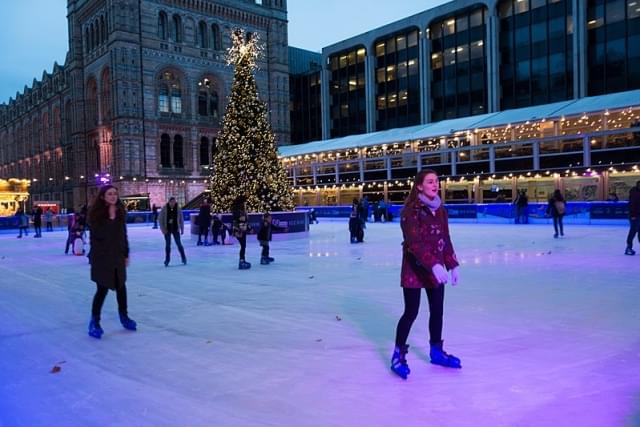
[0,220,639,427]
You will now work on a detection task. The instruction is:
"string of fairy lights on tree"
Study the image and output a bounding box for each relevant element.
[209,29,294,213]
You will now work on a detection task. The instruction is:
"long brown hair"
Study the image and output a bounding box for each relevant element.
[403,169,438,208]
[88,185,126,226]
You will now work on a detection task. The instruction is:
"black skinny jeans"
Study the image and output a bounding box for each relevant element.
[627,217,640,248]
[198,226,209,243]
[238,233,247,260]
[395,286,445,347]
[165,229,186,262]
[553,214,564,235]
[92,281,128,319]
[260,241,270,257]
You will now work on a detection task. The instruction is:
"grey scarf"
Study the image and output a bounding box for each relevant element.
[418,193,441,211]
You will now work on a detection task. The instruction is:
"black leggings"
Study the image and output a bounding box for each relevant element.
[395,286,444,347]
[92,283,128,319]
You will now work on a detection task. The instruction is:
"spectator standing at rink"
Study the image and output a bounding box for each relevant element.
[391,169,462,380]
[547,189,566,238]
[44,208,54,232]
[87,185,137,339]
[159,197,187,267]
[32,206,43,238]
[625,180,640,255]
[15,208,29,238]
[517,190,529,224]
[197,199,212,246]
[151,204,159,229]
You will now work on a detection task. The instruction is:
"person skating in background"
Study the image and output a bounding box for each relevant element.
[517,189,529,224]
[547,189,566,238]
[151,204,159,229]
[15,208,29,238]
[159,197,187,267]
[87,185,136,339]
[44,208,54,232]
[197,198,212,246]
[349,210,364,243]
[625,180,640,255]
[349,198,364,243]
[211,214,223,245]
[391,169,461,380]
[360,196,369,224]
[257,213,285,265]
[232,195,251,270]
[65,211,78,254]
[32,206,43,238]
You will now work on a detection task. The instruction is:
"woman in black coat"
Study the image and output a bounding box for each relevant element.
[87,185,137,339]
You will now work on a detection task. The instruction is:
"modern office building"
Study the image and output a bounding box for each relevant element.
[288,47,322,144]
[0,0,289,209]
[279,0,640,205]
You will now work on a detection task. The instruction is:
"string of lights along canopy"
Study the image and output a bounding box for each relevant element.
[209,29,294,213]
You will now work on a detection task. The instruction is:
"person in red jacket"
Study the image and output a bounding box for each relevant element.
[391,169,461,379]
[625,180,640,255]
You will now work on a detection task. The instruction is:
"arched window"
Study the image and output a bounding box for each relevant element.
[42,112,49,148]
[158,11,168,40]
[171,14,182,43]
[53,107,61,144]
[198,21,208,48]
[90,23,95,50]
[100,16,106,45]
[173,134,184,168]
[100,68,112,122]
[200,136,210,165]
[158,71,182,114]
[158,85,169,113]
[64,100,72,139]
[95,19,101,45]
[86,78,98,128]
[160,133,171,167]
[85,27,90,53]
[197,77,219,119]
[211,24,221,50]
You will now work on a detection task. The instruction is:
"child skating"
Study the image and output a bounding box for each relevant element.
[256,213,285,264]
[391,169,461,379]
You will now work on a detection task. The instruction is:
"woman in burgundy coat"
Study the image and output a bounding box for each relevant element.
[391,169,461,379]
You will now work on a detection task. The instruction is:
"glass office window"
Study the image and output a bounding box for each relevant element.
[375,28,420,131]
[430,7,488,121]
[498,0,573,109]
[329,47,367,137]
[587,0,640,95]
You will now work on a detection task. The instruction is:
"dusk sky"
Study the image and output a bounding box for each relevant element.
[0,0,446,103]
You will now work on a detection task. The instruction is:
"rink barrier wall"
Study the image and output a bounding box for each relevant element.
[295,202,630,225]
[0,203,629,230]
[188,211,309,238]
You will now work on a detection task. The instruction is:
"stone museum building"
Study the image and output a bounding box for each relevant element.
[0,0,289,209]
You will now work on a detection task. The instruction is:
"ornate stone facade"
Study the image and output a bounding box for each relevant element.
[0,0,289,209]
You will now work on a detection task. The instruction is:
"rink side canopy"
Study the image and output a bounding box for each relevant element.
[277,89,640,207]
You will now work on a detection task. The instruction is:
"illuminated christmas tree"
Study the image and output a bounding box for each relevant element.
[209,29,294,213]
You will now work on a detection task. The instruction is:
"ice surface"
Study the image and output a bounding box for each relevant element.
[0,220,639,426]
